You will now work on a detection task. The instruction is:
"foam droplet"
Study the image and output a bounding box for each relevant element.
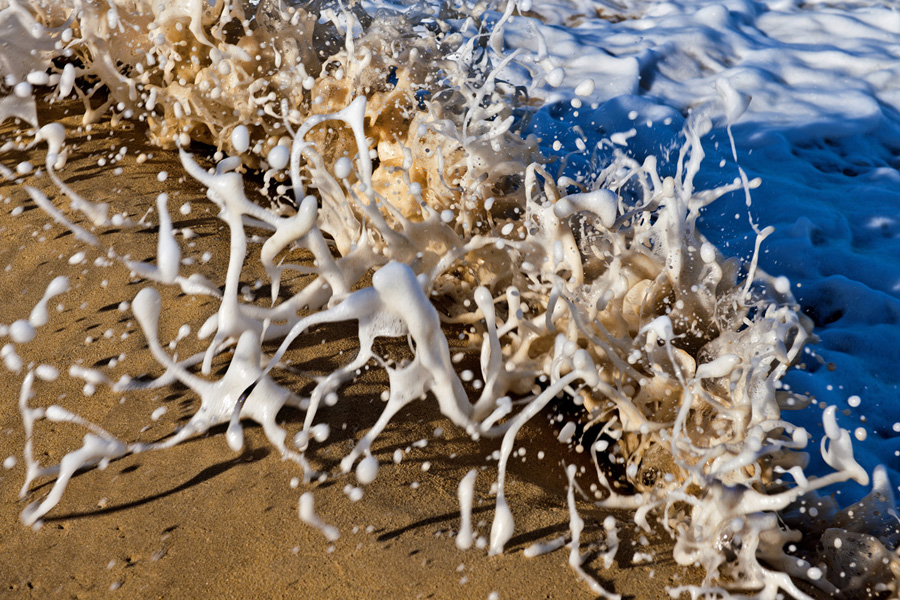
[267,145,289,170]
[35,364,58,381]
[1,344,21,372]
[310,423,330,443]
[546,67,565,88]
[58,63,75,98]
[29,276,69,327]
[231,125,250,154]
[356,453,378,485]
[10,320,35,343]
[334,156,352,179]
[773,276,790,295]
[13,81,32,98]
[574,78,595,97]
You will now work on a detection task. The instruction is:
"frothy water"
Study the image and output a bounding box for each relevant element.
[2,0,899,597]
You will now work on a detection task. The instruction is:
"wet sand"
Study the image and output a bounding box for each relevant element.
[0,99,710,599]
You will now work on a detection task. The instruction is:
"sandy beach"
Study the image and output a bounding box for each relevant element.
[0,99,713,599]
[3,0,896,594]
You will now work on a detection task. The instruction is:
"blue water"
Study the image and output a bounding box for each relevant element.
[504,0,900,503]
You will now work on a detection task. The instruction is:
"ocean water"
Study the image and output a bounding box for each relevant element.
[1,0,899,597]
[501,0,900,503]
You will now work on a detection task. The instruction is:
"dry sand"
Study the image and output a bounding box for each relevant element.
[0,98,710,599]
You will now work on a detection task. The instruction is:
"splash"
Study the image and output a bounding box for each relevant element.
[3,0,897,597]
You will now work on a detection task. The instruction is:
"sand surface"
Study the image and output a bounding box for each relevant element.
[0,99,718,599]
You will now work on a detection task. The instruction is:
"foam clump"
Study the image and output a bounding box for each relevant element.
[5,0,897,597]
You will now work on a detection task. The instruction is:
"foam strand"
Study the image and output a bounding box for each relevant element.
[123,194,181,284]
[36,123,111,226]
[129,288,305,472]
[18,394,128,527]
[298,492,340,542]
[18,372,43,500]
[28,276,69,328]
[456,469,478,550]
[25,187,98,246]
[565,464,621,600]
[489,344,598,555]
[179,151,266,374]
